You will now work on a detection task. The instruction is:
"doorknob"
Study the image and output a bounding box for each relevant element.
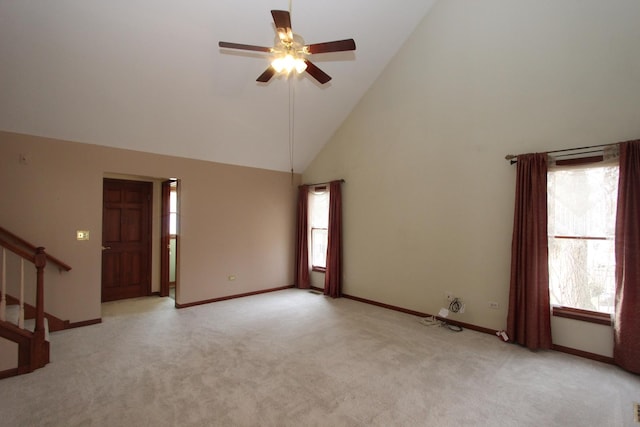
[102,246,111,250]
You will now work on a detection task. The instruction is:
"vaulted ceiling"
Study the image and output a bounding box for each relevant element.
[0,1,437,172]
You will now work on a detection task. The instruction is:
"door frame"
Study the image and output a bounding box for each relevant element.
[160,180,170,297]
[160,179,179,299]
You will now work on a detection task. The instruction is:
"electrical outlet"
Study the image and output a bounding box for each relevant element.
[489,301,499,309]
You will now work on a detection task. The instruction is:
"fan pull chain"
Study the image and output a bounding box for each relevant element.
[289,0,296,185]
[289,76,295,184]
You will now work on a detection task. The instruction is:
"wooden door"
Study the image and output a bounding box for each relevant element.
[102,179,152,302]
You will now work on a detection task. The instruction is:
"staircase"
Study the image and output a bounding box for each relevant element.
[0,226,71,378]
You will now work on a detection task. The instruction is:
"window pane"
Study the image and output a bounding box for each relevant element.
[169,213,177,235]
[548,237,616,313]
[169,237,177,282]
[170,190,177,213]
[311,228,328,268]
[309,191,329,228]
[548,166,618,237]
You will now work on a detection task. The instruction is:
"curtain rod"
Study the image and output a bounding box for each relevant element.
[303,179,345,187]
[505,142,618,164]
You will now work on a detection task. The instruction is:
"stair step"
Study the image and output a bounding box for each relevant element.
[5,304,20,325]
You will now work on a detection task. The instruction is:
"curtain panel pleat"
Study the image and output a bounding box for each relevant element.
[324,181,343,298]
[295,185,310,289]
[507,153,553,350]
[614,140,640,373]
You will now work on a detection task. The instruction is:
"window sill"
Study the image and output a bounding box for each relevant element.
[311,266,326,273]
[552,306,612,326]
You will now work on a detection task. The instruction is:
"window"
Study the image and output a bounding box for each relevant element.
[547,164,618,315]
[169,183,178,235]
[169,182,178,284]
[309,187,329,271]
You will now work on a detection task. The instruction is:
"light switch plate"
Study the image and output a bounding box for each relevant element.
[76,230,90,241]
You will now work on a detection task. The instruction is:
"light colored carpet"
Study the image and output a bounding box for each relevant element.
[0,289,638,426]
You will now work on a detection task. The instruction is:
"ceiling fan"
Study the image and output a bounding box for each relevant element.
[218,10,356,85]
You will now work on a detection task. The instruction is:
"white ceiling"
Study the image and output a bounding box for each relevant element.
[0,1,436,172]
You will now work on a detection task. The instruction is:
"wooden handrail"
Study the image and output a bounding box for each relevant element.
[0,237,36,264]
[0,226,71,271]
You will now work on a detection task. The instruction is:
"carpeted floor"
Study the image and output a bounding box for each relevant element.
[0,289,638,426]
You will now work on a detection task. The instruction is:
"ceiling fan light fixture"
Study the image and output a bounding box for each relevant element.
[294,58,307,74]
[271,54,306,74]
[282,54,295,73]
[271,56,285,73]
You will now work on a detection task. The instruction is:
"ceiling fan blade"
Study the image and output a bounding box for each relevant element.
[304,60,332,84]
[271,10,292,31]
[271,10,293,43]
[306,39,356,54]
[218,41,272,53]
[256,67,276,83]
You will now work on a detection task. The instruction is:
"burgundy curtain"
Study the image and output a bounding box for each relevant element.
[506,153,552,350]
[295,185,310,289]
[614,140,640,373]
[324,181,343,298]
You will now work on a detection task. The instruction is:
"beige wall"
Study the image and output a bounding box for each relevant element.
[1,131,299,326]
[303,0,640,357]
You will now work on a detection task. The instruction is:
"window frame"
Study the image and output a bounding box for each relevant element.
[547,157,618,323]
[308,186,329,273]
[552,305,612,326]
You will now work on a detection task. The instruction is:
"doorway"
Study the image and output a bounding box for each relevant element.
[101,178,153,302]
[160,180,179,299]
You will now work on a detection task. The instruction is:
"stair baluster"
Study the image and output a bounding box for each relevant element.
[19,259,25,328]
[34,248,46,338]
[1,248,5,321]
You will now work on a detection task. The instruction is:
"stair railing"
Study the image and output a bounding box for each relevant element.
[0,245,39,326]
[0,226,71,273]
[0,227,71,375]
